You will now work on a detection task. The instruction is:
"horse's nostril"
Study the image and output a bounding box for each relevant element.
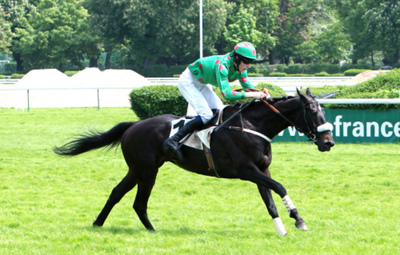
[325,141,335,147]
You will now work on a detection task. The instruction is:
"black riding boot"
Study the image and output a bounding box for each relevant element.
[163,118,202,161]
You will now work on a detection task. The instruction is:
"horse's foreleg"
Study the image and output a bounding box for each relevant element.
[93,171,137,227]
[133,178,156,231]
[258,184,287,236]
[257,168,287,236]
[282,195,308,231]
[241,166,308,234]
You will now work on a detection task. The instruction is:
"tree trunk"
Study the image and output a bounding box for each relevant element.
[13,53,24,72]
[393,47,399,66]
[105,52,112,69]
[268,52,275,65]
[89,58,98,67]
[370,52,375,68]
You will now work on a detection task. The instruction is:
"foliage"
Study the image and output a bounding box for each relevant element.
[2,0,400,71]
[247,73,263,77]
[129,83,286,119]
[269,72,287,77]
[271,0,320,65]
[10,73,25,78]
[314,71,330,76]
[1,107,400,254]
[83,0,128,67]
[0,0,35,71]
[310,22,352,63]
[283,63,303,74]
[64,70,79,77]
[308,69,400,109]
[123,0,231,66]
[129,85,187,119]
[362,0,400,65]
[343,69,370,76]
[329,0,400,66]
[224,4,262,52]
[12,0,97,69]
[0,7,12,53]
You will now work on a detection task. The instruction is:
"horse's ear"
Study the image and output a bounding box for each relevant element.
[306,88,314,97]
[297,88,305,98]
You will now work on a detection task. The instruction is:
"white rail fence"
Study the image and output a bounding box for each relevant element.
[0,77,399,110]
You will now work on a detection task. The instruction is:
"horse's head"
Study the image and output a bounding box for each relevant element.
[297,88,335,152]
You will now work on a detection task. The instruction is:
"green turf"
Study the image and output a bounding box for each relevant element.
[0,107,399,254]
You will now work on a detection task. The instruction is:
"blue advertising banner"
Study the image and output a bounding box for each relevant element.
[273,109,400,143]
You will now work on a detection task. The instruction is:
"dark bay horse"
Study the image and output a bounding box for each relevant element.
[53,88,334,236]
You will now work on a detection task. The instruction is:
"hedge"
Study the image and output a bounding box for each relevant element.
[129,83,287,119]
[129,85,187,120]
[343,69,370,76]
[10,73,25,79]
[306,69,400,110]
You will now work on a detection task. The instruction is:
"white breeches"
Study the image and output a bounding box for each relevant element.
[178,68,224,123]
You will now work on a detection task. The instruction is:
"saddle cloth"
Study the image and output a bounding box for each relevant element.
[168,117,216,150]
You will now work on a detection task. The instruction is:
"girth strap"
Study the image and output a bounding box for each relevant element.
[227,126,272,143]
[203,144,220,178]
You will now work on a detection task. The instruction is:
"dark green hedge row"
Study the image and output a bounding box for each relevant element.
[129,83,286,119]
[129,85,187,120]
[307,69,400,110]
[248,63,375,76]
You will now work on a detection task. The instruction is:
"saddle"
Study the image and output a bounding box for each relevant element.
[168,108,222,150]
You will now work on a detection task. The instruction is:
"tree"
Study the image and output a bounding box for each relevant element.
[310,22,351,63]
[13,0,99,69]
[224,5,262,51]
[226,0,278,60]
[0,6,12,53]
[363,1,400,65]
[270,0,320,65]
[1,0,35,71]
[120,0,230,67]
[84,0,130,69]
[328,0,384,64]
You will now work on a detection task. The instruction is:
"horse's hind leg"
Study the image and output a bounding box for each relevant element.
[133,178,157,231]
[93,170,137,227]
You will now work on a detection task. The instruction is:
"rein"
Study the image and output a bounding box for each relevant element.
[259,88,317,142]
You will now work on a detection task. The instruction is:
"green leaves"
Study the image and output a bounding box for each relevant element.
[10,0,97,69]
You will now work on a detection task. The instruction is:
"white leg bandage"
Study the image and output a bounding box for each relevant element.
[282,195,296,215]
[273,217,287,236]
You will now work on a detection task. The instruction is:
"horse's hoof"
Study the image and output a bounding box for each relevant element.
[93,221,103,227]
[295,221,308,231]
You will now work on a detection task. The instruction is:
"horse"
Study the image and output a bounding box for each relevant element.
[53,88,335,236]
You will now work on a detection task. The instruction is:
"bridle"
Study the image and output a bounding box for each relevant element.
[260,88,333,143]
[260,97,317,142]
[214,88,333,143]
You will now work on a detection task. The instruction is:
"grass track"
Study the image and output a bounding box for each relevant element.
[0,107,399,254]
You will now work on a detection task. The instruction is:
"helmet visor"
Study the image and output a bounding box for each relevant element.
[241,57,254,64]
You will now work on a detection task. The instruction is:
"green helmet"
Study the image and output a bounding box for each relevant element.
[233,42,257,60]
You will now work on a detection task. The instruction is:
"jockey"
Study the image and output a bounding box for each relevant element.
[164,41,267,161]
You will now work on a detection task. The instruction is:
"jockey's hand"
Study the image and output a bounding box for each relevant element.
[246,91,267,100]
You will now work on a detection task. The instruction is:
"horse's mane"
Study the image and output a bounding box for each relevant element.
[232,96,297,109]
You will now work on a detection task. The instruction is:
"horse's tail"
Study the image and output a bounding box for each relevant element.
[53,122,135,156]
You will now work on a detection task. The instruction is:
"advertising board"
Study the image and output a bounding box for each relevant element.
[273,109,400,143]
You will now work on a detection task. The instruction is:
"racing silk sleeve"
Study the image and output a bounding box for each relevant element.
[188,53,253,100]
[238,71,254,90]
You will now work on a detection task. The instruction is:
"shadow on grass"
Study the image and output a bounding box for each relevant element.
[84,225,148,235]
[83,225,273,238]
